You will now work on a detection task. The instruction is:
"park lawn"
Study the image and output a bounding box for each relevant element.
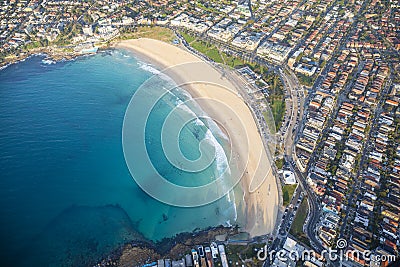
[180,31,196,44]
[225,243,266,266]
[275,158,285,169]
[297,73,316,87]
[120,26,176,43]
[290,198,308,234]
[269,95,285,129]
[221,53,246,68]
[263,111,277,135]
[289,198,311,247]
[190,40,224,63]
[190,40,211,54]
[180,32,246,68]
[282,184,297,206]
[263,72,285,131]
[205,47,224,63]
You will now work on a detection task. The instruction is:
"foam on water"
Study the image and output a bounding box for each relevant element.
[168,88,232,182]
[137,61,172,82]
[195,118,205,126]
[203,129,230,178]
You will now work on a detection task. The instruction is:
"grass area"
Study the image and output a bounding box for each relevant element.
[297,73,316,87]
[282,184,297,206]
[205,46,224,63]
[190,39,209,53]
[119,26,176,43]
[180,31,196,44]
[206,48,221,60]
[221,52,246,68]
[225,244,265,267]
[289,198,311,247]
[290,198,308,234]
[180,31,246,68]
[269,95,285,129]
[190,40,224,63]
[263,111,277,135]
[275,158,285,169]
[263,72,285,130]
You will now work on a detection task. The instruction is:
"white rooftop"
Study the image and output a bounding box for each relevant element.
[283,170,296,185]
[283,237,297,252]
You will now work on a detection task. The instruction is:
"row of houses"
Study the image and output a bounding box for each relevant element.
[358,86,399,251]
[299,48,399,267]
[344,88,400,267]
[300,49,390,256]
[349,0,400,51]
[348,52,389,106]
[296,50,357,173]
[289,5,351,77]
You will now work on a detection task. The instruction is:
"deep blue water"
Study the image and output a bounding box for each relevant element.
[0,51,239,266]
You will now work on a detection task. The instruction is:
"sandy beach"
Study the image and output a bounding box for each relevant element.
[117,38,279,237]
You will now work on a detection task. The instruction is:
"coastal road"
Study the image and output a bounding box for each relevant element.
[278,67,326,254]
[263,65,327,264]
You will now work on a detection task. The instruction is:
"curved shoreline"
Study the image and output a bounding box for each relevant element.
[117,38,279,237]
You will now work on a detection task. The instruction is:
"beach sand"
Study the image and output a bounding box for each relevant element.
[117,38,279,237]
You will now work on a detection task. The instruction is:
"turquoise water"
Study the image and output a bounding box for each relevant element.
[0,50,240,266]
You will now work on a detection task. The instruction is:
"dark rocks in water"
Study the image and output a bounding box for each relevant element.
[158,213,169,224]
[193,128,201,140]
[162,213,168,221]
[215,207,220,216]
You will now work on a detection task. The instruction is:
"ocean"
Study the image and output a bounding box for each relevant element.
[0,50,242,266]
